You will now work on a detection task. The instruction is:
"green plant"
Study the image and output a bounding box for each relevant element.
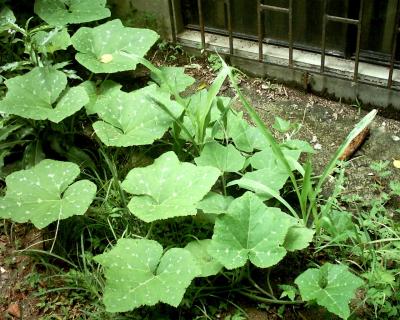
[0,2,381,320]
[351,97,363,115]
[316,159,400,319]
[208,53,223,72]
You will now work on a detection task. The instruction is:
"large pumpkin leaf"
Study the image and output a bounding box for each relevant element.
[151,66,195,94]
[197,192,234,214]
[80,80,122,115]
[121,151,220,222]
[250,146,301,171]
[195,142,245,173]
[0,159,96,228]
[34,0,111,26]
[71,19,159,73]
[92,84,183,147]
[284,226,315,252]
[0,67,89,123]
[184,239,223,277]
[208,192,296,269]
[295,263,364,319]
[94,238,200,312]
[227,112,268,152]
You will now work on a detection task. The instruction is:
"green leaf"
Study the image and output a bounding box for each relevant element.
[0,6,16,33]
[295,263,364,319]
[227,168,289,200]
[279,284,298,301]
[390,181,400,196]
[94,238,200,312]
[22,140,45,169]
[195,142,245,173]
[34,0,111,26]
[151,66,195,94]
[197,192,234,214]
[250,146,301,172]
[273,116,291,133]
[282,139,315,154]
[0,159,96,228]
[320,210,358,242]
[184,239,223,277]
[283,226,314,252]
[208,192,296,269]
[227,112,268,152]
[32,28,71,54]
[80,80,122,115]
[182,90,225,143]
[0,67,89,123]
[71,19,159,73]
[92,84,183,147]
[122,151,220,222]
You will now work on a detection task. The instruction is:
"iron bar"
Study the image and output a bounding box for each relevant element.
[257,0,263,61]
[288,0,293,68]
[225,0,233,55]
[388,0,400,88]
[168,0,177,43]
[326,15,358,25]
[258,1,292,66]
[353,0,364,82]
[321,0,364,81]
[321,0,328,73]
[260,4,289,13]
[197,0,206,49]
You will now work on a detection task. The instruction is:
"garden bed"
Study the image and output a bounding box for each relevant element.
[1,2,400,319]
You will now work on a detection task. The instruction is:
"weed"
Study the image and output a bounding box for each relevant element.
[208,53,223,72]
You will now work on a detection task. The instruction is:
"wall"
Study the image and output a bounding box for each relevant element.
[108,0,174,40]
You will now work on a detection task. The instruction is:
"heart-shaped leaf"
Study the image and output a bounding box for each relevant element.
[284,226,315,252]
[34,0,111,26]
[92,84,183,147]
[195,142,245,173]
[94,238,200,312]
[227,112,268,152]
[80,80,122,115]
[122,151,220,222]
[71,19,159,73]
[250,146,301,171]
[0,67,89,123]
[295,263,364,319]
[184,239,223,277]
[197,192,234,214]
[151,67,195,94]
[0,159,96,228]
[208,192,297,269]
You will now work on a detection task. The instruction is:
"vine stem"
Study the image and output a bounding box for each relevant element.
[247,269,276,299]
[221,173,227,196]
[239,290,304,305]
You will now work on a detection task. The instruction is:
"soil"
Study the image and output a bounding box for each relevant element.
[2,49,400,319]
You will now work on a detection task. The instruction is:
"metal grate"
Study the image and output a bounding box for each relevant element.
[171,0,400,90]
[257,0,293,67]
[320,0,364,81]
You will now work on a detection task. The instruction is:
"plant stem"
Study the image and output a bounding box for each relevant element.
[221,173,227,196]
[145,222,154,239]
[239,290,303,305]
[266,268,275,297]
